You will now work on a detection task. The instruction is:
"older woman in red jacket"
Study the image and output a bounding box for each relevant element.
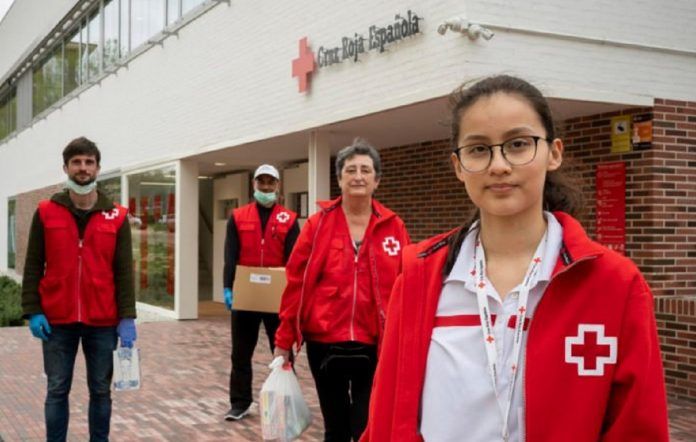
[274,138,410,442]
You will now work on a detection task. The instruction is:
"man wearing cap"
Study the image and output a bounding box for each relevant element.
[223,164,300,421]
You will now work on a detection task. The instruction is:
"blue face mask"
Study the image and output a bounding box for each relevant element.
[66,178,97,195]
[254,190,277,207]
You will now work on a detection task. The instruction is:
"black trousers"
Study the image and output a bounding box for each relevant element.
[229,310,280,407]
[306,341,378,442]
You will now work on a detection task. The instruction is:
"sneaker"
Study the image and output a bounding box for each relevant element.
[224,404,251,421]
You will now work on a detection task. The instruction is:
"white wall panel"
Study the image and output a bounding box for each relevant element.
[0,0,695,272]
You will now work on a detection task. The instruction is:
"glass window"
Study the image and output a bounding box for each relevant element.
[182,0,204,16]
[79,18,89,83]
[8,91,16,133]
[103,0,120,68]
[0,98,5,140]
[289,192,309,218]
[120,0,130,55]
[131,0,165,50]
[98,176,122,203]
[167,0,179,25]
[32,45,63,116]
[86,9,101,79]
[128,166,176,310]
[0,88,14,140]
[63,27,81,94]
[0,91,8,140]
[7,198,16,269]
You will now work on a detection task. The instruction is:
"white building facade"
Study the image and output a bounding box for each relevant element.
[1,0,695,356]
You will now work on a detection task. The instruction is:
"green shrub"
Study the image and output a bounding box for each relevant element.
[0,276,24,327]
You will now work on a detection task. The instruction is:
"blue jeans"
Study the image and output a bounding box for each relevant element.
[42,324,117,442]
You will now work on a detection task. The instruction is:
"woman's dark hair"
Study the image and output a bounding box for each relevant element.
[444,75,584,275]
[335,137,382,180]
[62,136,101,166]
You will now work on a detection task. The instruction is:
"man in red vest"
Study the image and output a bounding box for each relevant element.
[21,137,136,442]
[223,164,300,421]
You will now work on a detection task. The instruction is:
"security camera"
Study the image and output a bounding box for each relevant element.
[438,15,494,41]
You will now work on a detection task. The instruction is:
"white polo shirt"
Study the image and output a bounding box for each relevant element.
[420,213,563,442]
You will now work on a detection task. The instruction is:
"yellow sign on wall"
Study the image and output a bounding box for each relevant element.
[611,115,632,153]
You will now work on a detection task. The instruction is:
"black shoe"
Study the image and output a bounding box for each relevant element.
[224,404,251,421]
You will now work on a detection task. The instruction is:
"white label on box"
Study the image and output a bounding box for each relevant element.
[250,273,272,284]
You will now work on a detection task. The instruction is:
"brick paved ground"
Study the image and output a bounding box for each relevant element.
[1,313,695,441]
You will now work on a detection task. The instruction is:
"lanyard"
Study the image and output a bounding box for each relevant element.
[473,230,547,441]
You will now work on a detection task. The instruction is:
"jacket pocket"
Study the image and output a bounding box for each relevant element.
[238,222,256,233]
[324,237,348,276]
[44,221,72,252]
[304,284,340,336]
[84,273,117,322]
[93,224,118,259]
[39,275,71,320]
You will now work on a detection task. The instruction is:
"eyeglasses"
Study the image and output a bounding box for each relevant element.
[453,135,550,173]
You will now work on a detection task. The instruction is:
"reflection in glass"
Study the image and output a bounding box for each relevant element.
[0,95,5,140]
[131,0,165,50]
[86,10,101,78]
[103,0,120,68]
[79,19,89,83]
[120,0,130,55]
[128,167,176,310]
[182,0,204,16]
[33,45,63,116]
[0,88,17,140]
[9,92,15,132]
[167,0,179,25]
[98,176,122,203]
[7,199,16,269]
[64,27,81,94]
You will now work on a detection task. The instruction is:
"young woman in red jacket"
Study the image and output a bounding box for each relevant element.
[275,138,410,442]
[362,75,669,442]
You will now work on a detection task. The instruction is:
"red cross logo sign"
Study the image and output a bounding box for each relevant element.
[382,236,401,256]
[565,324,617,376]
[292,37,316,93]
[101,208,119,220]
[276,212,290,223]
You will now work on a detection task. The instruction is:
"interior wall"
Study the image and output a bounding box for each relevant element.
[283,162,309,226]
[198,178,214,301]
[212,172,249,301]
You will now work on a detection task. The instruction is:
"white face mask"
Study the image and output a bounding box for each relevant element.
[254,190,277,207]
[66,178,97,195]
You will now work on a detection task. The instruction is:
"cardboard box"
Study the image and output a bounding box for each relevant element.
[232,265,287,313]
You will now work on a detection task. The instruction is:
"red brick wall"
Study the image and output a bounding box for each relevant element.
[560,101,696,400]
[13,183,64,276]
[331,140,473,241]
[330,101,695,399]
[651,99,696,400]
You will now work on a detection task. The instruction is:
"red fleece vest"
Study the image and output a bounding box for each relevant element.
[38,200,128,326]
[232,203,297,267]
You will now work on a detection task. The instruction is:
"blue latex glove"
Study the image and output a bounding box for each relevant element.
[29,314,51,341]
[224,288,233,311]
[117,319,137,348]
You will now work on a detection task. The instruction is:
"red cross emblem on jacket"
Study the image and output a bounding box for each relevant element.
[565,323,617,376]
[382,236,401,256]
[102,208,119,220]
[276,211,290,223]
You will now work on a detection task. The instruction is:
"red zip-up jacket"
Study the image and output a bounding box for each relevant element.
[37,200,129,326]
[233,202,297,267]
[275,197,410,351]
[362,212,668,442]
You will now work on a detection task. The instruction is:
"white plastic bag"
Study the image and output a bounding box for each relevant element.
[260,356,312,441]
[112,346,141,391]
